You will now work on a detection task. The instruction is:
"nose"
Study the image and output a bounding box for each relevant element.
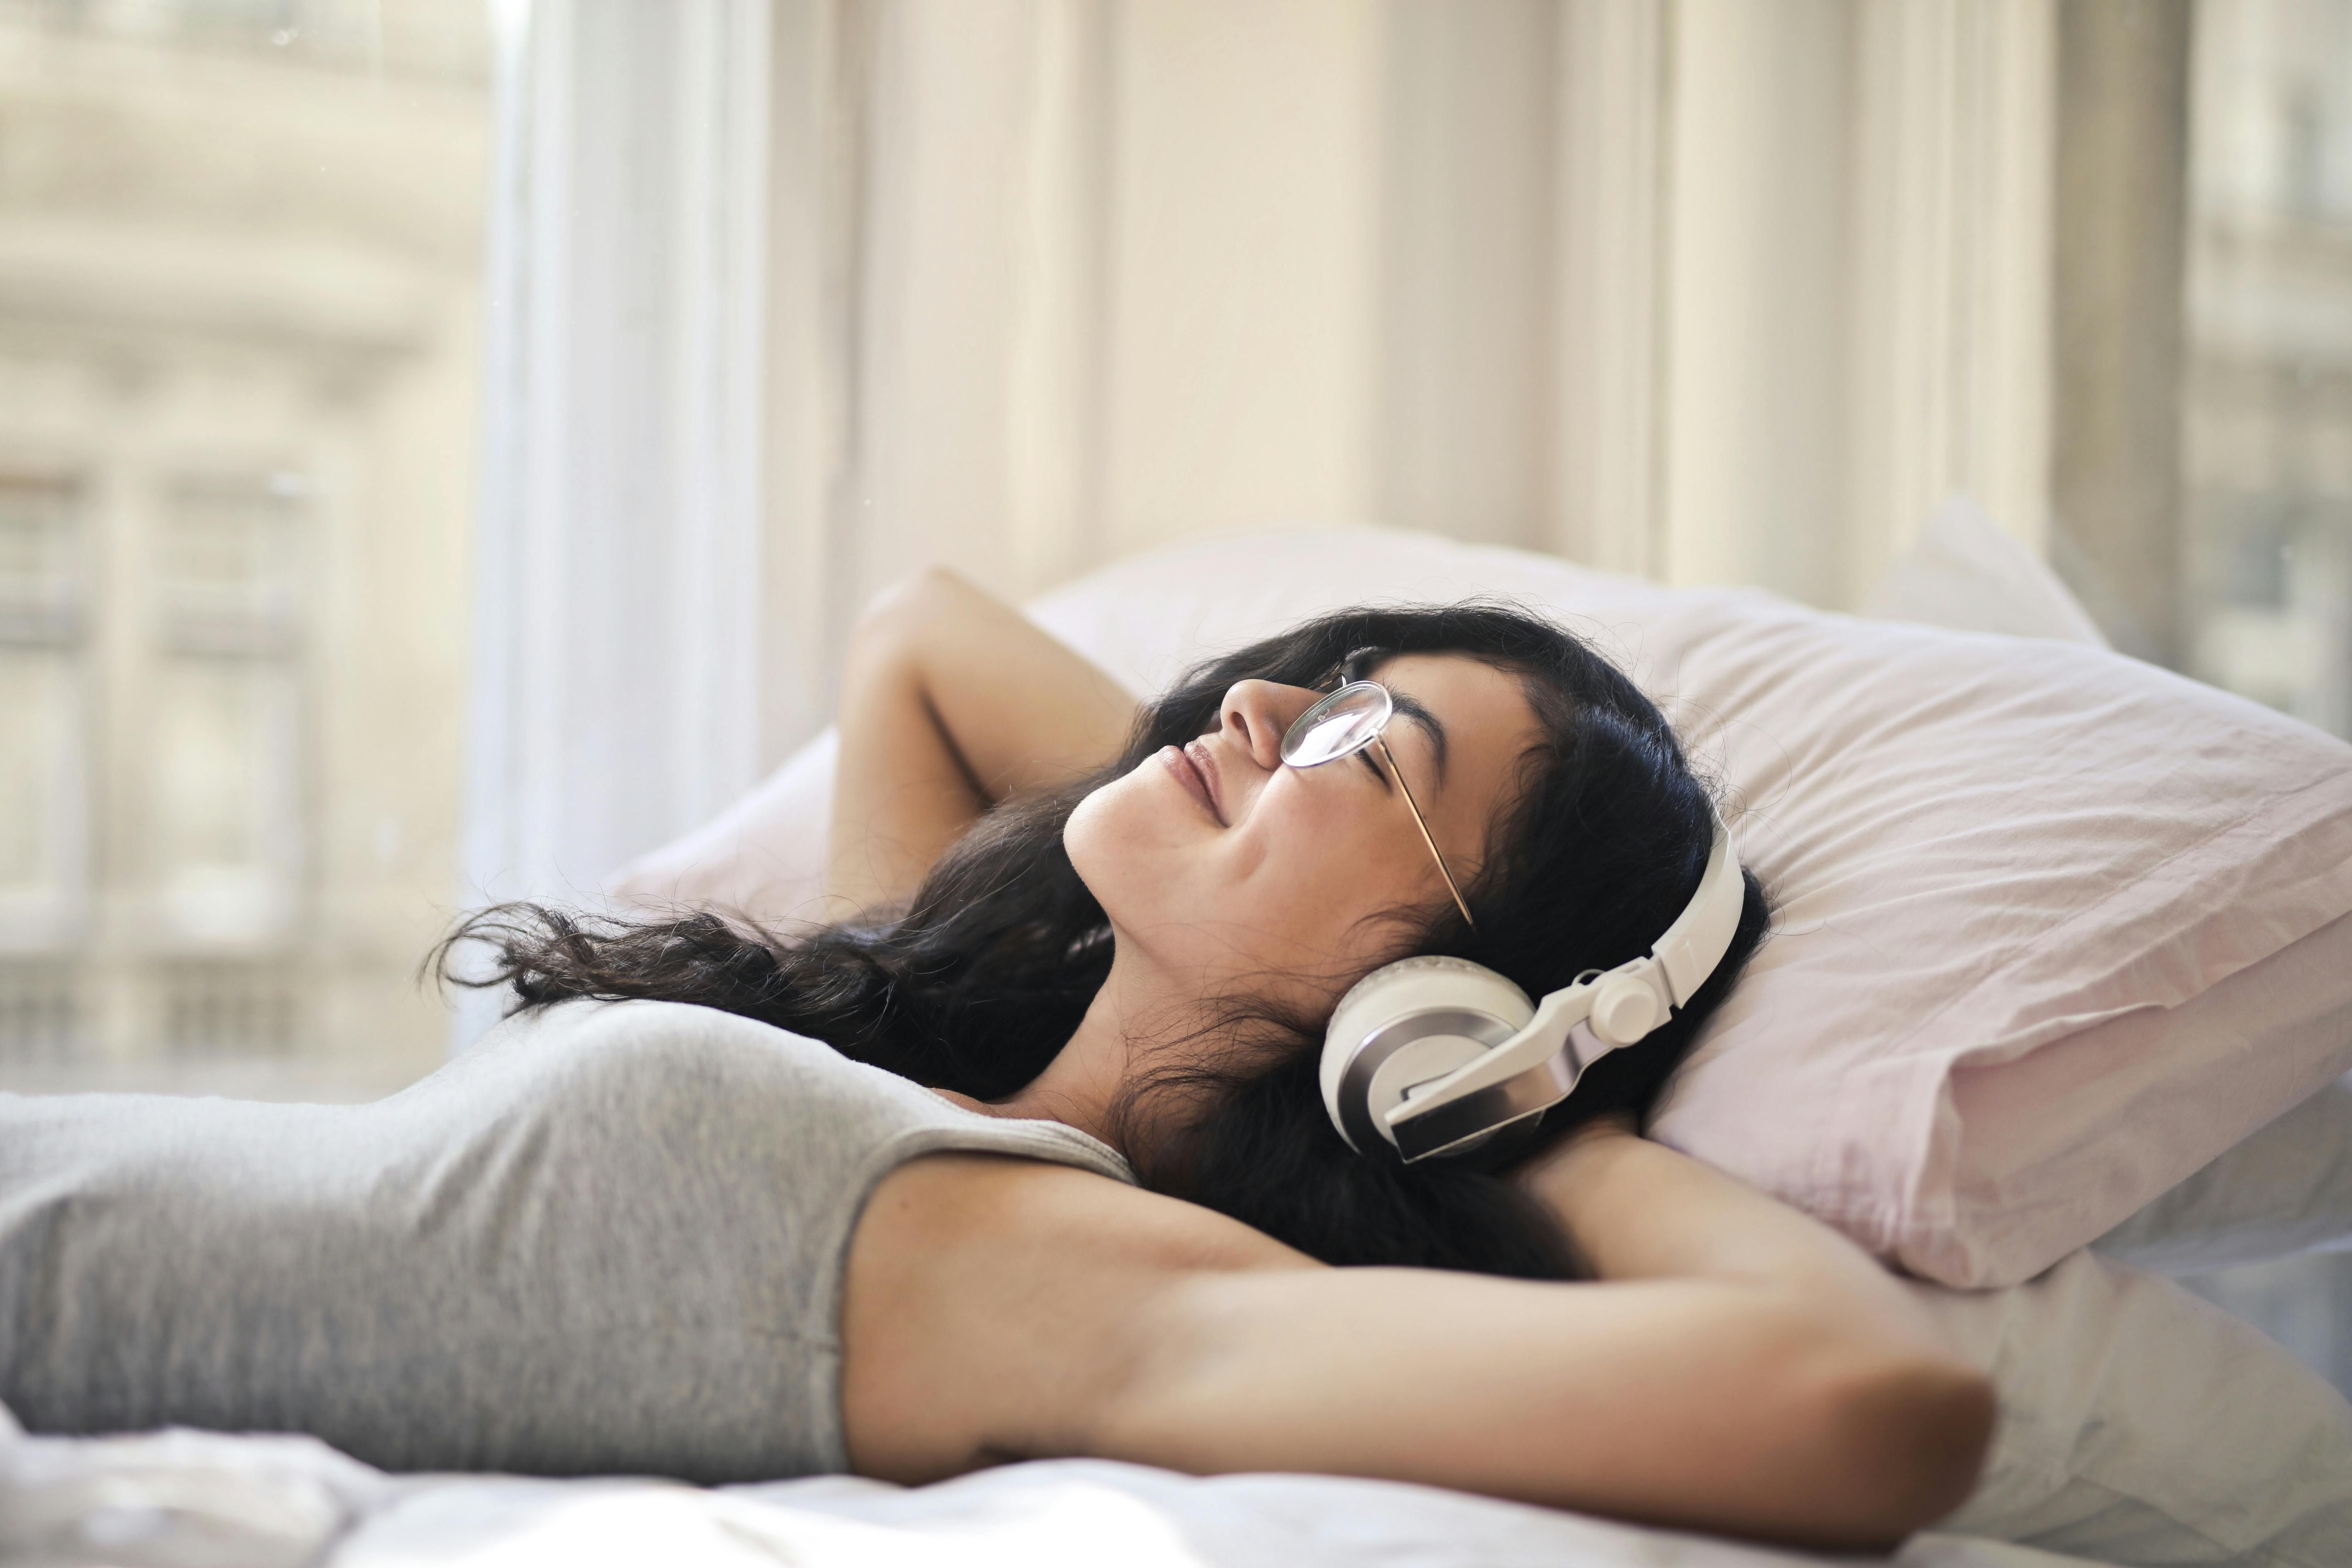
[1216,679,1321,771]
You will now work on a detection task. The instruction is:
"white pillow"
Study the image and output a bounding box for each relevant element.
[1866,495,2111,649]
[615,731,845,931]
[612,528,2352,1287]
[1920,1249,2352,1568]
[1860,497,2352,1279]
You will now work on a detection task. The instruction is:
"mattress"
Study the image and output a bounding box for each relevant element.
[0,1409,2106,1568]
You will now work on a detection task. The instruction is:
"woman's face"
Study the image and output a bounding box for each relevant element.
[1065,652,1545,1013]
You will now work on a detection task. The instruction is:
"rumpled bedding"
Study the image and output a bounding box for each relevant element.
[0,1399,2103,1568]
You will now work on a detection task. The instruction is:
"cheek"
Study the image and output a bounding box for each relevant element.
[1252,824,1417,942]
[1218,792,1432,963]
[1065,769,1430,973]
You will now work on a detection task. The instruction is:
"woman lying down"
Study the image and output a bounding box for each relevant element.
[0,572,1995,1553]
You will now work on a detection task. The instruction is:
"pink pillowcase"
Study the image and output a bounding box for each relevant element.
[614,529,2352,1286]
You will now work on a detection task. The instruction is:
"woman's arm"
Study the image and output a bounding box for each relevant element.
[827,568,1139,914]
[1513,1116,1955,1363]
[843,1135,1993,1553]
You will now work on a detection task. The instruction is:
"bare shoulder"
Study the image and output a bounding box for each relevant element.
[857,1150,1305,1275]
[840,1152,1308,1482]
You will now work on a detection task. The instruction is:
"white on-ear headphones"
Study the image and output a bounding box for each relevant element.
[1319,806,1745,1162]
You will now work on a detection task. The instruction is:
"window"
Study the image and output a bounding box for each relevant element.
[0,474,88,966]
[150,473,308,951]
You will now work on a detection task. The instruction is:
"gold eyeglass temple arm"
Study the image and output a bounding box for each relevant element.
[1373,734,1477,930]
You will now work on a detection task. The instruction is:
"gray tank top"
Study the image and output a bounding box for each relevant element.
[0,998,1134,1481]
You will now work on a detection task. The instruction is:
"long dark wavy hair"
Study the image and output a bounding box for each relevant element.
[438,603,1769,1281]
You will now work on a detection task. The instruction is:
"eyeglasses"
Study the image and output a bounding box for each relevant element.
[1280,680,1478,930]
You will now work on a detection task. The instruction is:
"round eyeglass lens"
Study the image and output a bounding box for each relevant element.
[1281,680,1394,767]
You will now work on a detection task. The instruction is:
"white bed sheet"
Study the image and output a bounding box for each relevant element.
[0,1415,2103,1568]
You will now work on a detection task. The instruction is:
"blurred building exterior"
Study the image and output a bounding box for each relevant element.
[2172,0,2352,1399]
[2184,0,2352,740]
[0,0,485,1096]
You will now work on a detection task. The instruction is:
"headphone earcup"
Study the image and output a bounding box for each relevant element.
[1321,956,1535,1154]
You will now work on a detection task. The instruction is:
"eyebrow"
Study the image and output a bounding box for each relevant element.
[1385,689,1450,787]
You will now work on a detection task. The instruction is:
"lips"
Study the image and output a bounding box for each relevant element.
[1161,741,1225,825]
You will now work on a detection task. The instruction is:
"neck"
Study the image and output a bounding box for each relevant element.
[990,944,1183,1153]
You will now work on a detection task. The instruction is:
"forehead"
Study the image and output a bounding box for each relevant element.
[1369,652,1545,790]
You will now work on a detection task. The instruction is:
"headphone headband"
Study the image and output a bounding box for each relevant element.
[1643,808,1744,1008]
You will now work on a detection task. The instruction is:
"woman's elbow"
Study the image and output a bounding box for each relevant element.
[1806,1352,1997,1549]
[855,566,973,638]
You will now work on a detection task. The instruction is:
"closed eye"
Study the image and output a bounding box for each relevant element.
[1357,749,1391,791]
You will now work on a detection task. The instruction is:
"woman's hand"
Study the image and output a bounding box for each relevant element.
[826,568,1139,915]
[1517,1117,1937,1335]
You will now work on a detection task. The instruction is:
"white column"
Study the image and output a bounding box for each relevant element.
[1550,0,1670,578]
[1645,0,2056,608]
[1846,0,2055,590]
[1656,0,1857,604]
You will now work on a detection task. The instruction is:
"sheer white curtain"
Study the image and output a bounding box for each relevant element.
[458,0,772,1041]
[463,0,2058,989]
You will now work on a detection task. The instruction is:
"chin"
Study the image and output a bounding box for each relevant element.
[1064,767,1197,936]
[1062,783,1116,886]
